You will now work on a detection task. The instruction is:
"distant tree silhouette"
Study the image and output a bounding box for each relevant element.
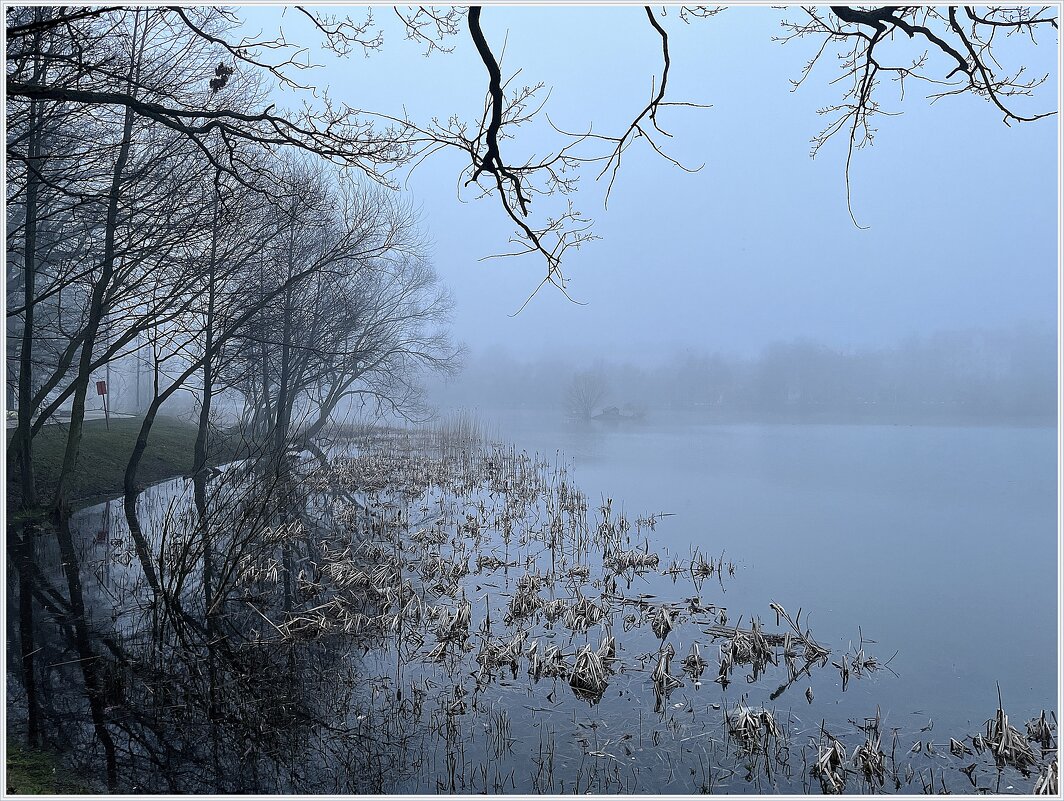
[565,370,610,420]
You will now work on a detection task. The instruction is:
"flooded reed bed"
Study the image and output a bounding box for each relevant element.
[7,421,1056,794]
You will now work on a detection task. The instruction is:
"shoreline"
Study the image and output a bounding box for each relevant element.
[5,416,241,519]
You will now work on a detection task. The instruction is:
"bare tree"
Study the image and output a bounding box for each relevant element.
[400,5,1056,289]
[218,168,459,454]
[7,5,1056,295]
[778,6,1057,223]
[565,369,610,420]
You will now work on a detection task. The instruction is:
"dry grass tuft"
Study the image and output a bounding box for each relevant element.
[1034,759,1058,795]
[986,688,1038,775]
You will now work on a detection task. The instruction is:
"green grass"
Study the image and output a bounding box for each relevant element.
[7,416,239,513]
[6,743,95,794]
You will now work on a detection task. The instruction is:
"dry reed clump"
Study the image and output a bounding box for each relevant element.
[410,522,448,547]
[635,512,671,530]
[596,630,616,664]
[563,594,608,632]
[726,704,761,744]
[852,711,886,787]
[430,555,470,596]
[526,639,541,678]
[681,642,707,680]
[596,497,617,542]
[833,639,891,692]
[651,605,678,640]
[605,549,660,573]
[477,631,527,677]
[691,549,716,579]
[986,689,1038,775]
[506,574,542,622]
[569,645,609,702]
[1026,709,1056,752]
[566,563,591,580]
[475,554,512,572]
[726,704,781,753]
[686,596,713,615]
[662,557,686,577]
[435,596,472,644]
[526,639,571,682]
[1034,759,1058,795]
[770,602,830,662]
[949,737,972,757]
[651,643,683,701]
[811,725,848,794]
[715,619,777,687]
[459,512,481,536]
[541,598,568,624]
[540,643,570,679]
[417,554,452,582]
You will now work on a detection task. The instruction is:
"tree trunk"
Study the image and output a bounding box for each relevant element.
[272,219,297,463]
[14,15,47,744]
[54,514,119,790]
[52,102,135,515]
[15,93,42,514]
[193,179,221,736]
[17,522,40,747]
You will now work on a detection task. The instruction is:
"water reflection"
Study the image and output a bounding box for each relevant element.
[6,422,1057,794]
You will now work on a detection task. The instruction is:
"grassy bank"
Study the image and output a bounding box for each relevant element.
[6,416,239,514]
[6,743,95,794]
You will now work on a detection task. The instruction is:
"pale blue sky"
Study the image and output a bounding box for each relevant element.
[245,5,1059,362]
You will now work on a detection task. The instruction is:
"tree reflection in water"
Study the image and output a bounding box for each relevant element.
[7,424,1057,794]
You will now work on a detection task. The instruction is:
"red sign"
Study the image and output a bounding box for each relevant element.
[96,380,107,396]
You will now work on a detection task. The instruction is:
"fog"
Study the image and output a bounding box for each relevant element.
[234,6,1059,397]
[68,6,1061,426]
[423,324,1056,424]
[8,6,1058,796]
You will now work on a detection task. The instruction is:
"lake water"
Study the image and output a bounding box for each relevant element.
[30,411,1058,794]
[474,409,1058,740]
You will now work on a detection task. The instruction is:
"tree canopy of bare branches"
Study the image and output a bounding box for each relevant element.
[778,5,1057,223]
[7,5,1056,289]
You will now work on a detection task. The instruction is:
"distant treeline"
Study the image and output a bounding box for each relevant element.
[426,326,1056,422]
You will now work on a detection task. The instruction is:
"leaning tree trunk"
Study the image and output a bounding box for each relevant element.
[52,102,135,516]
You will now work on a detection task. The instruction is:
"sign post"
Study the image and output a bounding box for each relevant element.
[96,380,109,430]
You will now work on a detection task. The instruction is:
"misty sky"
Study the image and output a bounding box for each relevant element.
[245,6,1058,363]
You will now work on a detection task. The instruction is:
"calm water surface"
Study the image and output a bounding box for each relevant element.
[476,409,1058,735]
[45,411,1056,793]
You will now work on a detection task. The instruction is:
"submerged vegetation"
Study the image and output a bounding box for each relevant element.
[7,419,1056,794]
